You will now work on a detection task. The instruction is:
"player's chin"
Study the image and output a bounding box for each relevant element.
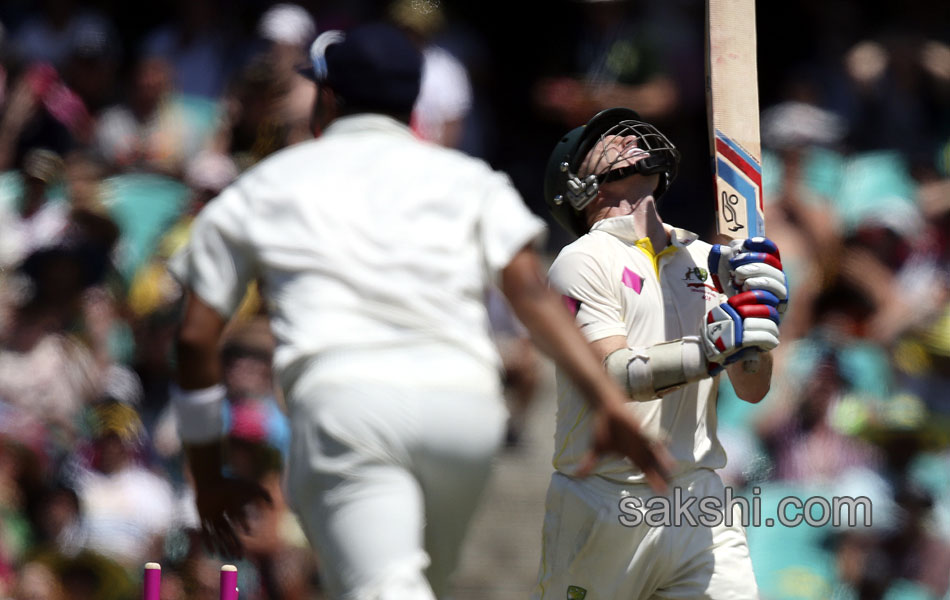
[740,389,768,404]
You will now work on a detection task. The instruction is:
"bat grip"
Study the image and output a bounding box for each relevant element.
[742,349,760,373]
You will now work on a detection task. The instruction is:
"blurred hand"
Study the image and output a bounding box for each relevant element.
[839,246,893,306]
[193,474,273,559]
[575,399,673,492]
[186,442,273,559]
[82,287,115,341]
[2,76,39,129]
[702,290,782,375]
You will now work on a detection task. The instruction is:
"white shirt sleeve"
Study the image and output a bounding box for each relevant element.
[548,249,628,342]
[168,186,256,317]
[478,170,547,279]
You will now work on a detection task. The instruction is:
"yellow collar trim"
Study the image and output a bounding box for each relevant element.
[634,237,678,277]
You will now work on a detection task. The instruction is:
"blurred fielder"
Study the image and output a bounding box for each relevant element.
[170,25,668,600]
[534,108,789,599]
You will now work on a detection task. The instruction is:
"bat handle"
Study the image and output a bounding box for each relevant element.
[742,349,760,373]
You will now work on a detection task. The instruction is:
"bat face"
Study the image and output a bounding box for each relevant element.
[706,0,764,241]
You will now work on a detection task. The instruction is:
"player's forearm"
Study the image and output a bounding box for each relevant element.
[176,291,227,389]
[176,336,222,389]
[726,351,772,403]
[175,335,227,478]
[175,291,230,472]
[602,337,715,402]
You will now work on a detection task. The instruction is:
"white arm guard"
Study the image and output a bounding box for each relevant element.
[604,337,711,402]
[172,384,227,443]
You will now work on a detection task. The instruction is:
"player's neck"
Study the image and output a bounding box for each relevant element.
[588,194,668,250]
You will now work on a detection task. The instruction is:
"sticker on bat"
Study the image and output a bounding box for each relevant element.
[720,189,745,233]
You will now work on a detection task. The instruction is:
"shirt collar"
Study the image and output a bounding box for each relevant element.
[667,225,699,248]
[321,113,416,138]
[590,214,648,244]
[590,215,699,249]
[591,218,700,280]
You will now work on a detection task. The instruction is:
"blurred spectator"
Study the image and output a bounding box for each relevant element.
[11,0,110,69]
[0,252,102,431]
[839,207,947,346]
[390,0,473,149]
[209,54,292,171]
[57,152,120,283]
[141,0,235,100]
[759,100,848,340]
[831,485,950,599]
[16,549,134,600]
[841,34,950,171]
[58,15,120,118]
[757,283,887,483]
[255,3,316,146]
[126,150,236,321]
[27,481,85,559]
[0,148,68,269]
[61,150,104,212]
[10,560,62,600]
[132,307,180,463]
[0,437,45,587]
[0,63,93,170]
[532,0,678,127]
[95,55,210,176]
[74,398,174,570]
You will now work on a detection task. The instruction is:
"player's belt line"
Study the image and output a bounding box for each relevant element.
[714,134,762,185]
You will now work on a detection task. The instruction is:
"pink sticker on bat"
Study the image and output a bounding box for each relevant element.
[562,295,579,315]
[621,267,643,294]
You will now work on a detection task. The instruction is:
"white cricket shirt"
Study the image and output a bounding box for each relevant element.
[171,114,545,390]
[548,215,728,483]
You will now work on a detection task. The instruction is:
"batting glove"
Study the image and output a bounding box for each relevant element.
[708,237,788,317]
[702,290,781,374]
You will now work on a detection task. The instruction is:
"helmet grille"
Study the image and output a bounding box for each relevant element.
[577,119,679,182]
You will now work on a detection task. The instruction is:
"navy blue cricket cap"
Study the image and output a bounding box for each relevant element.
[298,22,422,114]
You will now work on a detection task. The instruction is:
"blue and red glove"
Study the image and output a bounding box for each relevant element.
[701,289,781,373]
[708,237,788,318]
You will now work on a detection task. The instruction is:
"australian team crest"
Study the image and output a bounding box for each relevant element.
[683,266,709,282]
[567,585,587,600]
[683,266,717,300]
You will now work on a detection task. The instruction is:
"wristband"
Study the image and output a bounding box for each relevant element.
[172,384,228,443]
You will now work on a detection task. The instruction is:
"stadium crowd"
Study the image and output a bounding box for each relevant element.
[0,0,947,599]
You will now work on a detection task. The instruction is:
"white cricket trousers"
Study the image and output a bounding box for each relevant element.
[284,347,508,600]
[533,468,759,600]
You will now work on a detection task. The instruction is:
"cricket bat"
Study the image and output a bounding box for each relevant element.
[705,0,764,371]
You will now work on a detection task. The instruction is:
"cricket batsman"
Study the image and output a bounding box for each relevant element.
[533,108,789,599]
